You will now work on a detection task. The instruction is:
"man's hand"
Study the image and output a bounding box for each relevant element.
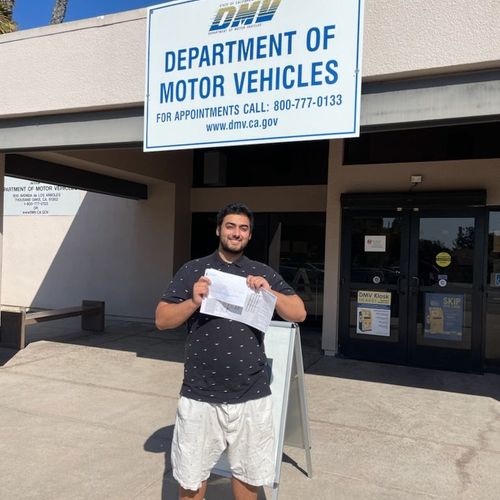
[155,276,211,330]
[246,274,307,323]
[246,275,271,291]
[193,276,211,306]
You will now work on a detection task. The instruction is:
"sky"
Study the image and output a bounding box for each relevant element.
[13,0,163,30]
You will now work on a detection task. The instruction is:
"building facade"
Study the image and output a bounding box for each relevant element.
[1,1,499,372]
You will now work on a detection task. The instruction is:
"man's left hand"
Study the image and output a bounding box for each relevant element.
[247,275,271,291]
[248,275,307,322]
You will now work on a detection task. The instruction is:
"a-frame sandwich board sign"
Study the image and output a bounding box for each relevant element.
[213,321,312,499]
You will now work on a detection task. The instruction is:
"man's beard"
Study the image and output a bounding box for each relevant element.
[219,238,248,255]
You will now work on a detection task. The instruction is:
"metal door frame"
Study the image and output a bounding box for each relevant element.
[339,191,486,371]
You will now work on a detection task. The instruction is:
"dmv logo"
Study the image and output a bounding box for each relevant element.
[209,0,282,32]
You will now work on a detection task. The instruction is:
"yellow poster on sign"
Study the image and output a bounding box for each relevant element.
[435,252,451,268]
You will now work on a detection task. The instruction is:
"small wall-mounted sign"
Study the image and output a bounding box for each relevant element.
[3,177,82,216]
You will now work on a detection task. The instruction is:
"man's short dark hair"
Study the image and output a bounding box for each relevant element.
[216,203,254,231]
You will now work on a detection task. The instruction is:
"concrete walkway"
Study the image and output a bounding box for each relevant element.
[0,320,499,499]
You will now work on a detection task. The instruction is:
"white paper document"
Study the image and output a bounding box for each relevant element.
[200,269,277,332]
[203,268,249,306]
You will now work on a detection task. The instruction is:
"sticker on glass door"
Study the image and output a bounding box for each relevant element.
[356,290,391,336]
[364,235,386,252]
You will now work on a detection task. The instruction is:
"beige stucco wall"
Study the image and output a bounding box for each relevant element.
[363,0,500,79]
[191,185,327,213]
[1,180,176,319]
[0,1,498,118]
[322,139,500,353]
[47,148,195,271]
[27,148,194,270]
[53,149,192,185]
[1,148,194,319]
[0,9,147,117]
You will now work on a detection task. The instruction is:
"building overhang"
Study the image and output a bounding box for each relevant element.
[1,70,499,152]
[361,69,500,132]
[0,108,143,152]
[6,154,148,199]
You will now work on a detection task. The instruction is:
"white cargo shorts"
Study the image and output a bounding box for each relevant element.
[171,395,275,491]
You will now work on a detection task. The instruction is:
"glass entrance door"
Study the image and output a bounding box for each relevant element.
[407,211,484,370]
[340,204,485,371]
[339,211,411,363]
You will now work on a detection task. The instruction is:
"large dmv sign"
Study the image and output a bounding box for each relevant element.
[144,0,364,151]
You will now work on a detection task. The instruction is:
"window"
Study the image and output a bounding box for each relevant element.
[344,122,500,165]
[193,141,329,187]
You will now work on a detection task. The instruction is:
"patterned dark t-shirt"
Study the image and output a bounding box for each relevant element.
[161,251,295,404]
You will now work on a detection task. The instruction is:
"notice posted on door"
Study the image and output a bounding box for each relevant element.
[356,290,391,337]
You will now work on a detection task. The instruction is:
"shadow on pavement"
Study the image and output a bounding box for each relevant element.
[306,355,500,400]
[0,346,17,366]
[4,318,499,401]
[1,320,324,368]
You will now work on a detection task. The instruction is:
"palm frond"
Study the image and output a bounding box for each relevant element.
[51,0,68,24]
[0,13,16,34]
[0,1,16,34]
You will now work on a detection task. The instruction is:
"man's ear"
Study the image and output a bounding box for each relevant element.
[216,226,220,237]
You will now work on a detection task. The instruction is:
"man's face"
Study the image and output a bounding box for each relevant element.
[217,213,252,255]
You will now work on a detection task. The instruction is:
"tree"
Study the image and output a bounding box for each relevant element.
[0,0,14,18]
[453,225,474,250]
[1,0,68,34]
[0,0,16,34]
[51,0,68,24]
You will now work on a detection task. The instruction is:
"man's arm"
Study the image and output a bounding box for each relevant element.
[155,276,210,330]
[271,290,307,323]
[155,299,198,330]
[246,275,307,323]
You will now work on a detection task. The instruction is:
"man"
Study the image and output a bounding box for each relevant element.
[156,203,306,500]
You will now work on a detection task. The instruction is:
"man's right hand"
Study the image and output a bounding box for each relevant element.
[192,276,211,306]
[156,276,211,330]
